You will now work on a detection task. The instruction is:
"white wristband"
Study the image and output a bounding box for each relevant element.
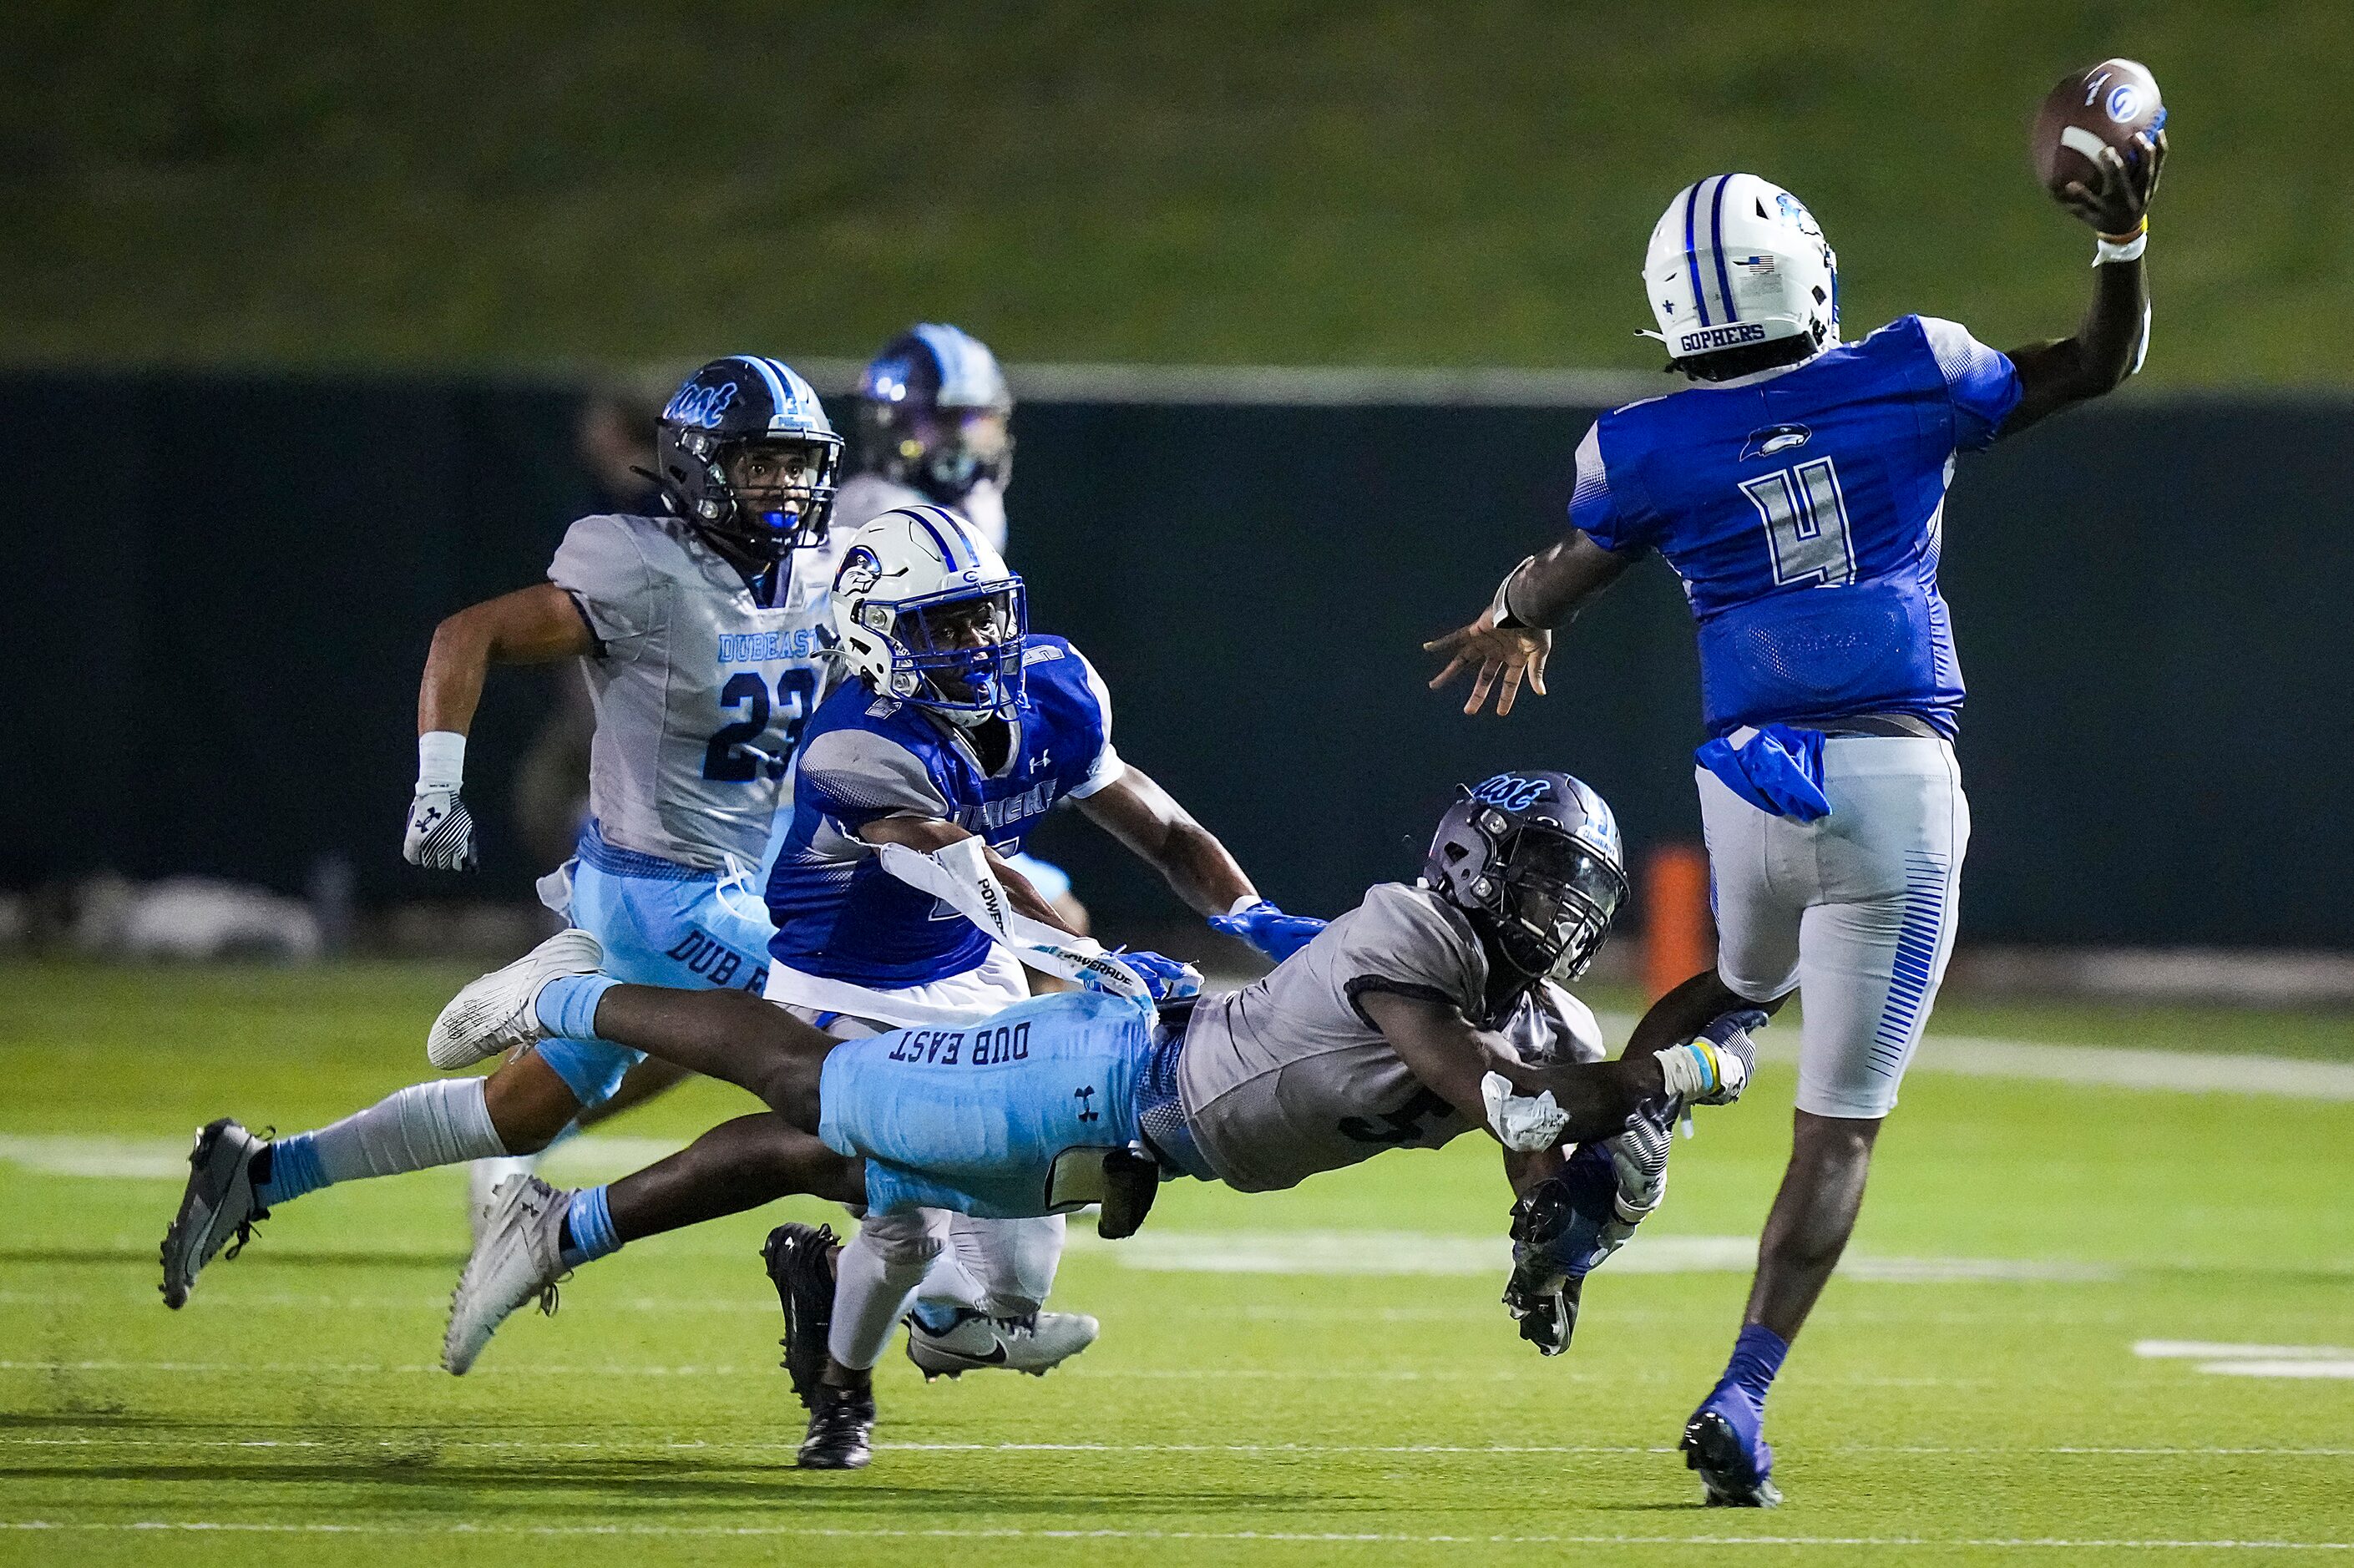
[1226,893,1266,918]
[417,731,467,792]
[1488,555,1536,626]
[2093,230,2148,265]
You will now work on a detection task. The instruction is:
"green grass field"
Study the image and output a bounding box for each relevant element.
[8,2,2352,381]
[3,961,2352,1565]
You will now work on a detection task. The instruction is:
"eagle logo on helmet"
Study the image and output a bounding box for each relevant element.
[835,545,883,599]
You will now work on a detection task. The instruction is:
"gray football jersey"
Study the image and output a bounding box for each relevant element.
[547,513,833,870]
[1175,882,1607,1193]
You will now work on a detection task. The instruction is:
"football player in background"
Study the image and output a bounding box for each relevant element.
[1425,136,2164,1505]
[159,356,843,1307]
[426,770,1765,1468]
[821,324,1092,931]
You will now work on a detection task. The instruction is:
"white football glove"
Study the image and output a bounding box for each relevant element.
[404,787,476,871]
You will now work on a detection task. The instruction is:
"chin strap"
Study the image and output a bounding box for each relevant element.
[878,838,1152,1004]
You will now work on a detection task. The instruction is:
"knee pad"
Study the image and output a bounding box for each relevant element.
[853,1208,949,1275]
[953,1213,1066,1317]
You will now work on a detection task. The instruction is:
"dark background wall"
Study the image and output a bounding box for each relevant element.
[2,372,2346,948]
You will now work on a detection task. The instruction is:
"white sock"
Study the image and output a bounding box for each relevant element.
[828,1218,941,1370]
[306,1078,508,1185]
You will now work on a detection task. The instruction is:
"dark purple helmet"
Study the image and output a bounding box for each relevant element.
[651,356,844,567]
[854,324,1014,503]
[1423,771,1629,989]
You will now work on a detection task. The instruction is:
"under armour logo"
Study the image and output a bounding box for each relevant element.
[1074,1085,1100,1123]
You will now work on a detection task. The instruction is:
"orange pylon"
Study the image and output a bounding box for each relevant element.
[1643,842,1714,999]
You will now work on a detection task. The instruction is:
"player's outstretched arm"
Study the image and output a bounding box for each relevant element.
[405,584,598,870]
[1623,968,1791,1060]
[1358,989,1663,1146]
[2002,129,2167,438]
[1075,764,1258,918]
[1423,531,1637,717]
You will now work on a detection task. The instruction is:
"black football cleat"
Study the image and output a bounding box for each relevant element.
[159,1119,269,1309]
[1681,1400,1784,1508]
[797,1383,876,1470]
[762,1222,838,1410]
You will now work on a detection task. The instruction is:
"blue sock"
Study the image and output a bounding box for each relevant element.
[254,1133,327,1209]
[1721,1323,1790,1405]
[535,974,621,1043]
[909,1303,963,1336]
[559,1185,622,1268]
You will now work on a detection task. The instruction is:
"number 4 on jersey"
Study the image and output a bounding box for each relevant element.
[1741,457,1856,588]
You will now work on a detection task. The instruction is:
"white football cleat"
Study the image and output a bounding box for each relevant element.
[443,1174,570,1375]
[468,1154,542,1247]
[428,928,604,1070]
[905,1308,1100,1380]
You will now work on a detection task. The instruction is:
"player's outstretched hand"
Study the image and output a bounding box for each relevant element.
[1207,901,1326,964]
[1423,609,1551,717]
[404,787,478,872]
[2059,129,2167,237]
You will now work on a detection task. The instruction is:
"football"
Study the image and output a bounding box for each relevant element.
[2033,58,2166,198]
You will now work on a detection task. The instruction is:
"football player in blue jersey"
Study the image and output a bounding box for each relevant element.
[1425,138,2164,1505]
[452,503,1320,1466]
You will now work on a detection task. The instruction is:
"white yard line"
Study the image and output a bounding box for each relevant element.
[2134,1340,2354,1380]
[2,1520,2348,1550]
[3,1029,2346,1186]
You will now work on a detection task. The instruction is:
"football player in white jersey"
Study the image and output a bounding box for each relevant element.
[1426,136,2165,1504]
[158,356,843,1308]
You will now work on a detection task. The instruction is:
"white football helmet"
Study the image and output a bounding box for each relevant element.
[831,505,1025,726]
[1643,174,1839,372]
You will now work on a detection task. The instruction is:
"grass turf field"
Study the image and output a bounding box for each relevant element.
[2,961,2351,1565]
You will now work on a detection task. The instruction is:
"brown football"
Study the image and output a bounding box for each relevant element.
[2033,58,2165,197]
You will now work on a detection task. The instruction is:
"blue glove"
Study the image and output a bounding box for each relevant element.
[1109,948,1202,1004]
[1207,900,1327,964]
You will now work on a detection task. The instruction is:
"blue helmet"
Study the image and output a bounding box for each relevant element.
[652,355,844,565]
[1423,771,1629,990]
[854,324,1014,503]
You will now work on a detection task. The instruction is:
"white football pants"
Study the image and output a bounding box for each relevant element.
[1698,734,1970,1120]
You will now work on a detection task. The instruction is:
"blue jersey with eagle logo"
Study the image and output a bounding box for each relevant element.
[764,634,1122,987]
[1570,315,2021,736]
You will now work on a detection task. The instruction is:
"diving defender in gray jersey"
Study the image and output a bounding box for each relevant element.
[159,356,843,1309]
[429,771,1773,1459]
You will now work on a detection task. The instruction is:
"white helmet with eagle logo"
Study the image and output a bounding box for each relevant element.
[1643,173,1840,379]
[831,505,1027,726]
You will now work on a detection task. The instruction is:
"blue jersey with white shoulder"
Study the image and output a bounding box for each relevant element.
[1570,316,2020,736]
[766,635,1123,987]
